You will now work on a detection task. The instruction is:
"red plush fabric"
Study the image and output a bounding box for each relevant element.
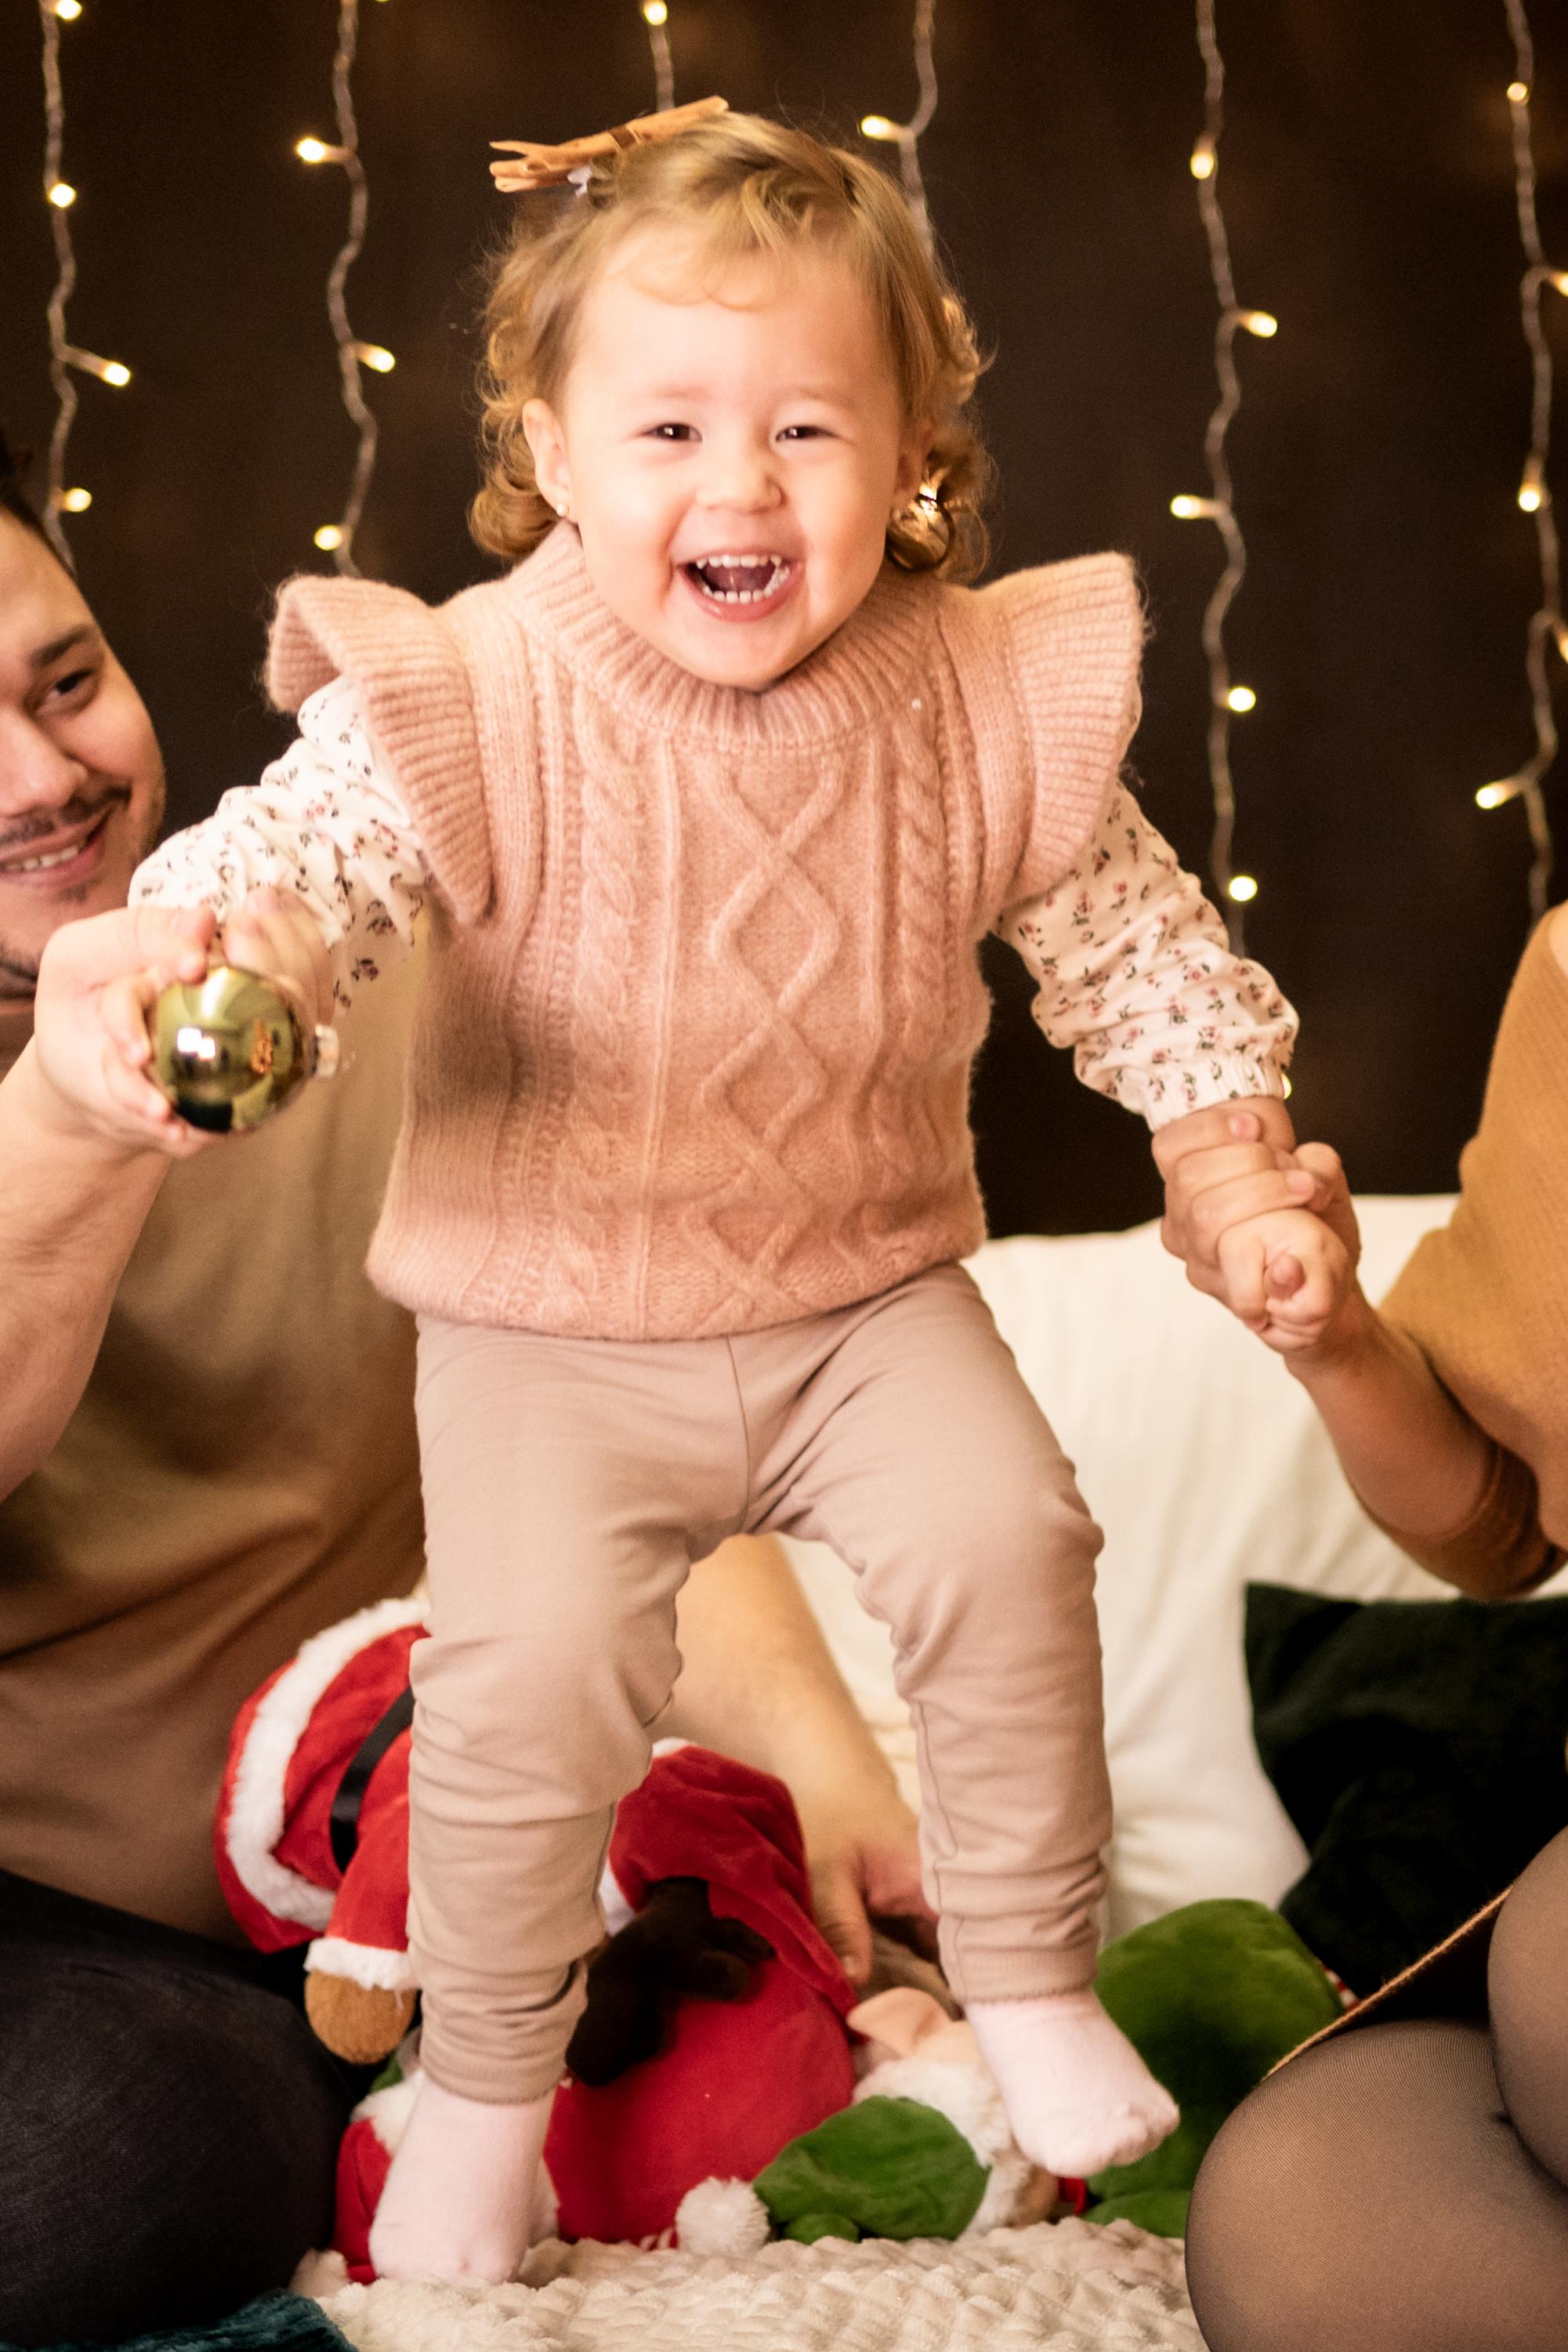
[544,1746,858,2245]
[333,2114,393,2284]
[545,1949,856,2245]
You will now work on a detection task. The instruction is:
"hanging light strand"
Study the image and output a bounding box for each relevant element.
[640,2,674,113]
[859,0,939,254]
[36,0,125,564]
[296,0,384,575]
[1476,1,1563,922]
[1168,0,1276,948]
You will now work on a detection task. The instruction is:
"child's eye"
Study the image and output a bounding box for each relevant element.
[778,424,831,442]
[648,422,698,443]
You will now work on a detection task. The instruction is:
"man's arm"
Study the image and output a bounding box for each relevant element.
[0,904,219,1499]
[669,1533,932,1981]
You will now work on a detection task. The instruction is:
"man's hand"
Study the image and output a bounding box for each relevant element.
[794,1774,935,1984]
[1154,1099,1365,1357]
[29,902,220,1159]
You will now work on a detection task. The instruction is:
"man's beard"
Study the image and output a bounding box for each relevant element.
[0,779,148,1005]
[0,944,39,1002]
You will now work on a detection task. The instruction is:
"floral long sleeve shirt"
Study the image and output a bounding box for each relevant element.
[132,677,1297,1132]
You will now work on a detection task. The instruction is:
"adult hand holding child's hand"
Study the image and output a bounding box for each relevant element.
[1154,1098,1363,1358]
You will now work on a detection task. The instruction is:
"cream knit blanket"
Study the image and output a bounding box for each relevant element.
[301,2218,1200,2352]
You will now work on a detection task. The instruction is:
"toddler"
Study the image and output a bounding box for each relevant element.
[110,109,1331,2282]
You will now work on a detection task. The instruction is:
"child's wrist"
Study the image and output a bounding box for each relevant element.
[1282,1281,1378,1386]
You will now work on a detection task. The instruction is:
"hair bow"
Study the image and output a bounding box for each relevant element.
[490,94,729,194]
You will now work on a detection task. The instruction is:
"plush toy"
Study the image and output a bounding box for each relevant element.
[215,1595,429,2064]
[1077,1897,1349,2237]
[675,1984,1063,2254]
[220,1600,1349,2269]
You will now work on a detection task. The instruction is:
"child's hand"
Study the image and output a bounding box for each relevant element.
[1212,1203,1356,1354]
[31,902,222,1158]
[219,886,334,1032]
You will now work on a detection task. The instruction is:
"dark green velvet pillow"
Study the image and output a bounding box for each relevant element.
[1244,1582,1568,1995]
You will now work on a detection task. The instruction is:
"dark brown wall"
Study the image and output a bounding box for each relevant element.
[3,1,1566,1231]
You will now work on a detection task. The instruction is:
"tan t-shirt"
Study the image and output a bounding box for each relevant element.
[0,956,422,1941]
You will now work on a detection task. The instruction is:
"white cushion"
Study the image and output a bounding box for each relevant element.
[785,1198,1509,1939]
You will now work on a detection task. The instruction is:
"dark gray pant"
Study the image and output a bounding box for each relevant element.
[0,1868,360,2347]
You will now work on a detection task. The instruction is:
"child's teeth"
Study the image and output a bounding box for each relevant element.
[692,556,790,603]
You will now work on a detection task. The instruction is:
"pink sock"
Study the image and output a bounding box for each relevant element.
[967,1990,1180,2178]
[368,2074,555,2285]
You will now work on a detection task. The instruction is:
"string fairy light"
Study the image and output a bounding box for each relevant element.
[640,0,674,114]
[1166,0,1276,948]
[293,0,390,576]
[35,0,131,565]
[858,0,939,253]
[1472,1,1565,923]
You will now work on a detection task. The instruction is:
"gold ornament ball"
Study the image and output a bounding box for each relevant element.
[148,965,338,1133]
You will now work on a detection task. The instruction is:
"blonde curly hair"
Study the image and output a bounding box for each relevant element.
[472,111,991,580]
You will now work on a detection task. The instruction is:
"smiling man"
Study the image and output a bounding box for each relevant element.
[0,442,925,2343]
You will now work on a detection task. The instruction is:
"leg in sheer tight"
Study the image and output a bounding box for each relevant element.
[1186,1826,1568,2352]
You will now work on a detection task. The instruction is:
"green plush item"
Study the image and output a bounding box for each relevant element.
[0,2292,351,2352]
[1245,1582,1568,1993]
[1081,1897,1345,2235]
[755,2094,990,2243]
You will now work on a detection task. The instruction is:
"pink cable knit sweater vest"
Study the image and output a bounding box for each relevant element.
[266,527,1143,1341]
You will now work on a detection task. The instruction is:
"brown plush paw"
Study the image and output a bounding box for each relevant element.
[306,1970,416,2064]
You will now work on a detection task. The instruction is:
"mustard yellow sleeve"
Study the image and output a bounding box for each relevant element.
[1365,1430,1560,1598]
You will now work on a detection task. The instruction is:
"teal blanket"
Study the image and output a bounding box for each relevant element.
[2,2291,349,2352]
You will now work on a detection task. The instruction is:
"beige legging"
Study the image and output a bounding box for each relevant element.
[408,1262,1111,2101]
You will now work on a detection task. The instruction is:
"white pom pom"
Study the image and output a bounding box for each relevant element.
[675,2176,773,2257]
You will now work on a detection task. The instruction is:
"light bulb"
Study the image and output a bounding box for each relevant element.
[1169,494,1215,519]
[313,524,345,552]
[1240,309,1277,338]
[57,487,92,513]
[860,114,899,142]
[353,342,396,373]
[1550,272,1568,297]
[1476,781,1518,810]
[1555,622,1568,664]
[1190,138,1215,179]
[1228,875,1258,904]
[48,181,76,208]
[642,0,668,20]
[1519,462,1544,513]
[100,359,131,386]
[1226,684,1257,712]
[1508,79,1529,103]
[295,136,338,165]
[53,1,82,18]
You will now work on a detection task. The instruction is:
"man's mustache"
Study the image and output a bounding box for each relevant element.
[0,783,131,863]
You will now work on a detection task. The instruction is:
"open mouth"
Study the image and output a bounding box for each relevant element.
[683,553,798,611]
[0,808,114,887]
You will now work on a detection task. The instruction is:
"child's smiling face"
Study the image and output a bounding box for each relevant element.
[523,232,927,691]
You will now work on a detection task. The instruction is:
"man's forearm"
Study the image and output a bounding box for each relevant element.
[1287,1288,1496,1547]
[0,1042,169,1497]
[669,1532,900,1800]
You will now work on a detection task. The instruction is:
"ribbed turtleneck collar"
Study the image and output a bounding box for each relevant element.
[498,524,938,748]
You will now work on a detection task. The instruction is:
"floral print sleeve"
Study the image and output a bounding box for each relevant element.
[998,788,1298,1130]
[129,677,429,1014]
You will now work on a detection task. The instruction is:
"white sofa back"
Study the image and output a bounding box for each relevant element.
[788,1198,1523,1938]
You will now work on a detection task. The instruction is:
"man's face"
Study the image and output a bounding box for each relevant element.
[0,513,165,999]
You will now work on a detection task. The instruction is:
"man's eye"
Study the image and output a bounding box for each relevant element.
[46,665,96,701]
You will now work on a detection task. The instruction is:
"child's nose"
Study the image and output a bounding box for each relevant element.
[697,440,780,513]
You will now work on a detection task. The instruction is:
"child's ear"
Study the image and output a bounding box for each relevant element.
[522,398,573,520]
